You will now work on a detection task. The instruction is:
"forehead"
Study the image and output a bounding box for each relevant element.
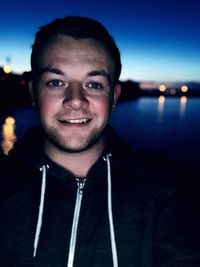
[37,35,114,73]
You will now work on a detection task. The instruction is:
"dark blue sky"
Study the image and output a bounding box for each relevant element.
[0,0,199,83]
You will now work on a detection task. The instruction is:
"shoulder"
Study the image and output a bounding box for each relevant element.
[153,182,200,265]
[0,146,39,203]
[107,126,188,201]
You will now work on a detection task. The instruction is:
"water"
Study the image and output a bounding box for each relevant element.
[1,96,200,177]
[111,96,200,178]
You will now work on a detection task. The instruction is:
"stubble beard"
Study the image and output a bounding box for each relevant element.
[43,123,106,154]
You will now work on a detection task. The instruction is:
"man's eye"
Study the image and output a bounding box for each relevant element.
[47,80,64,87]
[87,82,103,89]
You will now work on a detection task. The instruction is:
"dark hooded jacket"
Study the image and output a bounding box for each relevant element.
[0,126,199,267]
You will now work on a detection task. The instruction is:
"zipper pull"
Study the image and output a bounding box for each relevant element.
[76,178,86,194]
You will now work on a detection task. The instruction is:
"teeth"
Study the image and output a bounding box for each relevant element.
[66,119,88,124]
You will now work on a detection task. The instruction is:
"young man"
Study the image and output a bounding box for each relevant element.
[0,16,199,267]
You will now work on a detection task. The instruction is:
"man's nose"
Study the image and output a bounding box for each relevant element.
[62,83,88,110]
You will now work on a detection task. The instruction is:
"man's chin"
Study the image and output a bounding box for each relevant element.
[47,134,104,154]
[43,125,106,155]
[57,144,92,154]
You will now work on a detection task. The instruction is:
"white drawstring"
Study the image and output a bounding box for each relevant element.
[104,153,118,267]
[33,164,49,257]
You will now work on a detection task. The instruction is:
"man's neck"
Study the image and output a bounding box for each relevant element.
[43,139,105,177]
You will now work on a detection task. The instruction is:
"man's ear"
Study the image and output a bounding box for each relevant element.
[29,80,36,107]
[112,83,121,109]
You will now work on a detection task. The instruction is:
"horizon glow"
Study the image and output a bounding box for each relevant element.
[0,0,199,83]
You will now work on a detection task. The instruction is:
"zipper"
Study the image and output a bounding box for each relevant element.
[67,178,86,267]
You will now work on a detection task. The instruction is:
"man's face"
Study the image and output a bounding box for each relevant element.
[30,35,121,154]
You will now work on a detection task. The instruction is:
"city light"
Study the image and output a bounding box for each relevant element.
[3,64,12,74]
[181,85,188,93]
[159,84,166,92]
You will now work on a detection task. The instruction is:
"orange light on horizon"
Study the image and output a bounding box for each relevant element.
[3,64,12,74]
[159,84,166,92]
[181,85,188,93]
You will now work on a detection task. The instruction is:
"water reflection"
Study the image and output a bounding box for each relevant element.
[180,96,187,117]
[1,116,17,155]
[158,95,165,114]
[157,95,188,119]
[157,95,165,123]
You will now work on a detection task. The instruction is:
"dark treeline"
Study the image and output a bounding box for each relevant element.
[0,69,31,113]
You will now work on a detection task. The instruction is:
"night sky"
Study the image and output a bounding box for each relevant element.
[0,0,199,83]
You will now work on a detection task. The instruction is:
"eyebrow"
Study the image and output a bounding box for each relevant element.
[39,66,65,76]
[87,70,111,84]
[38,67,111,84]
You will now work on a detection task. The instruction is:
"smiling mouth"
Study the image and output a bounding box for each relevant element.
[59,118,91,124]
